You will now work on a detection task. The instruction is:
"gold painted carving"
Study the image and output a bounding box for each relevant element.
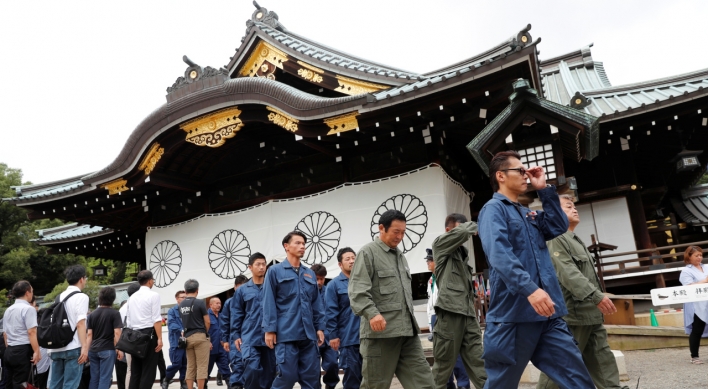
[266,107,299,133]
[239,41,288,78]
[138,143,165,175]
[297,61,324,83]
[102,179,129,195]
[325,111,359,135]
[180,107,244,148]
[335,75,387,96]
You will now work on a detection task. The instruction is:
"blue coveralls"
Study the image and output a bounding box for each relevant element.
[477,186,594,389]
[324,273,362,389]
[207,308,232,384]
[262,260,325,389]
[220,297,244,388]
[318,284,340,389]
[165,304,187,383]
[232,280,276,389]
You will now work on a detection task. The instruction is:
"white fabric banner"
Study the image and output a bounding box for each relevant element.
[145,165,472,304]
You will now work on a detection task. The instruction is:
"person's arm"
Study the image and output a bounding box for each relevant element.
[324,281,339,350]
[220,299,231,349]
[3,331,7,347]
[151,294,163,352]
[535,186,570,241]
[432,221,478,263]
[679,268,708,285]
[86,329,94,350]
[168,307,182,333]
[311,274,326,346]
[28,327,41,364]
[114,328,123,360]
[77,319,88,364]
[231,290,245,352]
[263,269,278,348]
[349,249,386,331]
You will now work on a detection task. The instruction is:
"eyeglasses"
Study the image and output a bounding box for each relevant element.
[500,167,527,176]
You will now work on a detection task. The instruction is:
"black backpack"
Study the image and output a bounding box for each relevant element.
[37,291,80,349]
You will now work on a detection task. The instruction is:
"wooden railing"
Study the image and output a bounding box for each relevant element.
[597,240,708,288]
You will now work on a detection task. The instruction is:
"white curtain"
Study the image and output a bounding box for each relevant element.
[145,165,472,304]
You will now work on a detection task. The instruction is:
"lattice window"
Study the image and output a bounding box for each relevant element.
[518,144,557,180]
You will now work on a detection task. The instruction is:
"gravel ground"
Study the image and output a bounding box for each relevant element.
[116,347,708,388]
[519,347,707,389]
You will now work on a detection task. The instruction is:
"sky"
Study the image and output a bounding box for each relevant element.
[1,0,706,186]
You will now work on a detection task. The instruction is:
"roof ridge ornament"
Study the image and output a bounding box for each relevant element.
[167,55,228,94]
[511,24,533,50]
[508,78,538,102]
[251,1,286,31]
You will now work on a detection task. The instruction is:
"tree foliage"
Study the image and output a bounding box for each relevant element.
[44,279,101,310]
[0,163,133,302]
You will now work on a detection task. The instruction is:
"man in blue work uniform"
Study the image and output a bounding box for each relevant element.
[311,263,339,389]
[324,247,362,389]
[220,275,248,389]
[263,231,325,389]
[163,290,188,389]
[232,253,276,389]
[477,150,594,388]
[207,297,231,387]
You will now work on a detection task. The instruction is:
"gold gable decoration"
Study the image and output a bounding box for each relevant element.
[335,75,387,96]
[101,179,129,196]
[297,61,324,83]
[266,107,299,133]
[239,41,288,79]
[325,112,359,135]
[138,143,165,175]
[180,107,244,148]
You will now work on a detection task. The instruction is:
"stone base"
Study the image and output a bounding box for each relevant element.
[519,350,628,383]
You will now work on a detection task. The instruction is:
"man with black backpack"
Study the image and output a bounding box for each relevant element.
[45,265,90,389]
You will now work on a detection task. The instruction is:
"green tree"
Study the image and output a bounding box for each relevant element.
[44,279,101,310]
[0,288,8,317]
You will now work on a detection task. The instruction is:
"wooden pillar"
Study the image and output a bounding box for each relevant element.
[626,190,652,250]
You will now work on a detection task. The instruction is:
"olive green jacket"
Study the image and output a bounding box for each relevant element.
[349,238,418,339]
[432,221,478,317]
[547,230,604,326]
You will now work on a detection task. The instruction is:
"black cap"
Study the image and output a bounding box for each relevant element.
[424,248,433,261]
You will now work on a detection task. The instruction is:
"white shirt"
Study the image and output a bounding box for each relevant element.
[50,285,89,352]
[426,275,439,325]
[119,302,128,324]
[126,286,161,330]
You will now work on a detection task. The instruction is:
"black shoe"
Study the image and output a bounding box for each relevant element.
[216,372,223,386]
[179,380,188,389]
[161,378,172,389]
[231,386,244,389]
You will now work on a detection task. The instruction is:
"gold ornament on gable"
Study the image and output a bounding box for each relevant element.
[239,41,288,79]
[267,107,299,132]
[324,111,359,135]
[101,179,129,196]
[335,75,386,96]
[180,107,244,148]
[138,143,165,175]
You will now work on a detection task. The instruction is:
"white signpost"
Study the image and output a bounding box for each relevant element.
[650,284,708,306]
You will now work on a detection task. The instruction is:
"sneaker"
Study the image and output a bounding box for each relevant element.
[691,357,704,364]
[180,380,188,389]
[217,372,223,386]
[161,378,172,389]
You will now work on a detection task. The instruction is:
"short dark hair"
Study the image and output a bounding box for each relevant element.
[65,265,87,285]
[379,209,406,232]
[337,247,355,263]
[137,270,154,286]
[310,264,327,277]
[98,287,117,306]
[489,150,522,192]
[127,282,141,297]
[11,281,32,299]
[445,213,468,228]
[234,275,249,286]
[184,279,199,293]
[282,231,307,246]
[249,252,267,266]
[175,290,186,298]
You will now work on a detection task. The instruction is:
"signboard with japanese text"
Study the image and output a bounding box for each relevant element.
[650,284,708,306]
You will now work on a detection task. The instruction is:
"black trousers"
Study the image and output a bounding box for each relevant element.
[128,328,159,389]
[3,344,32,389]
[690,314,707,358]
[115,359,128,389]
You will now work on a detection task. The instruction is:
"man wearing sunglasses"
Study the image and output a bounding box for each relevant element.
[477,150,594,388]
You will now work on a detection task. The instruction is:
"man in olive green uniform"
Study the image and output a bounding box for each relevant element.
[349,209,435,389]
[537,195,629,389]
[432,213,487,389]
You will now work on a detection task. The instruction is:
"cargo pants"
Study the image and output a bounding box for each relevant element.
[432,309,487,389]
[360,335,434,389]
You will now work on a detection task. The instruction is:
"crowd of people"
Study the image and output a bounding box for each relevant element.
[0,150,635,389]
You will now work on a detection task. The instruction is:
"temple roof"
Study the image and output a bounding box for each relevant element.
[541,44,708,121]
[33,223,114,244]
[671,185,708,226]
